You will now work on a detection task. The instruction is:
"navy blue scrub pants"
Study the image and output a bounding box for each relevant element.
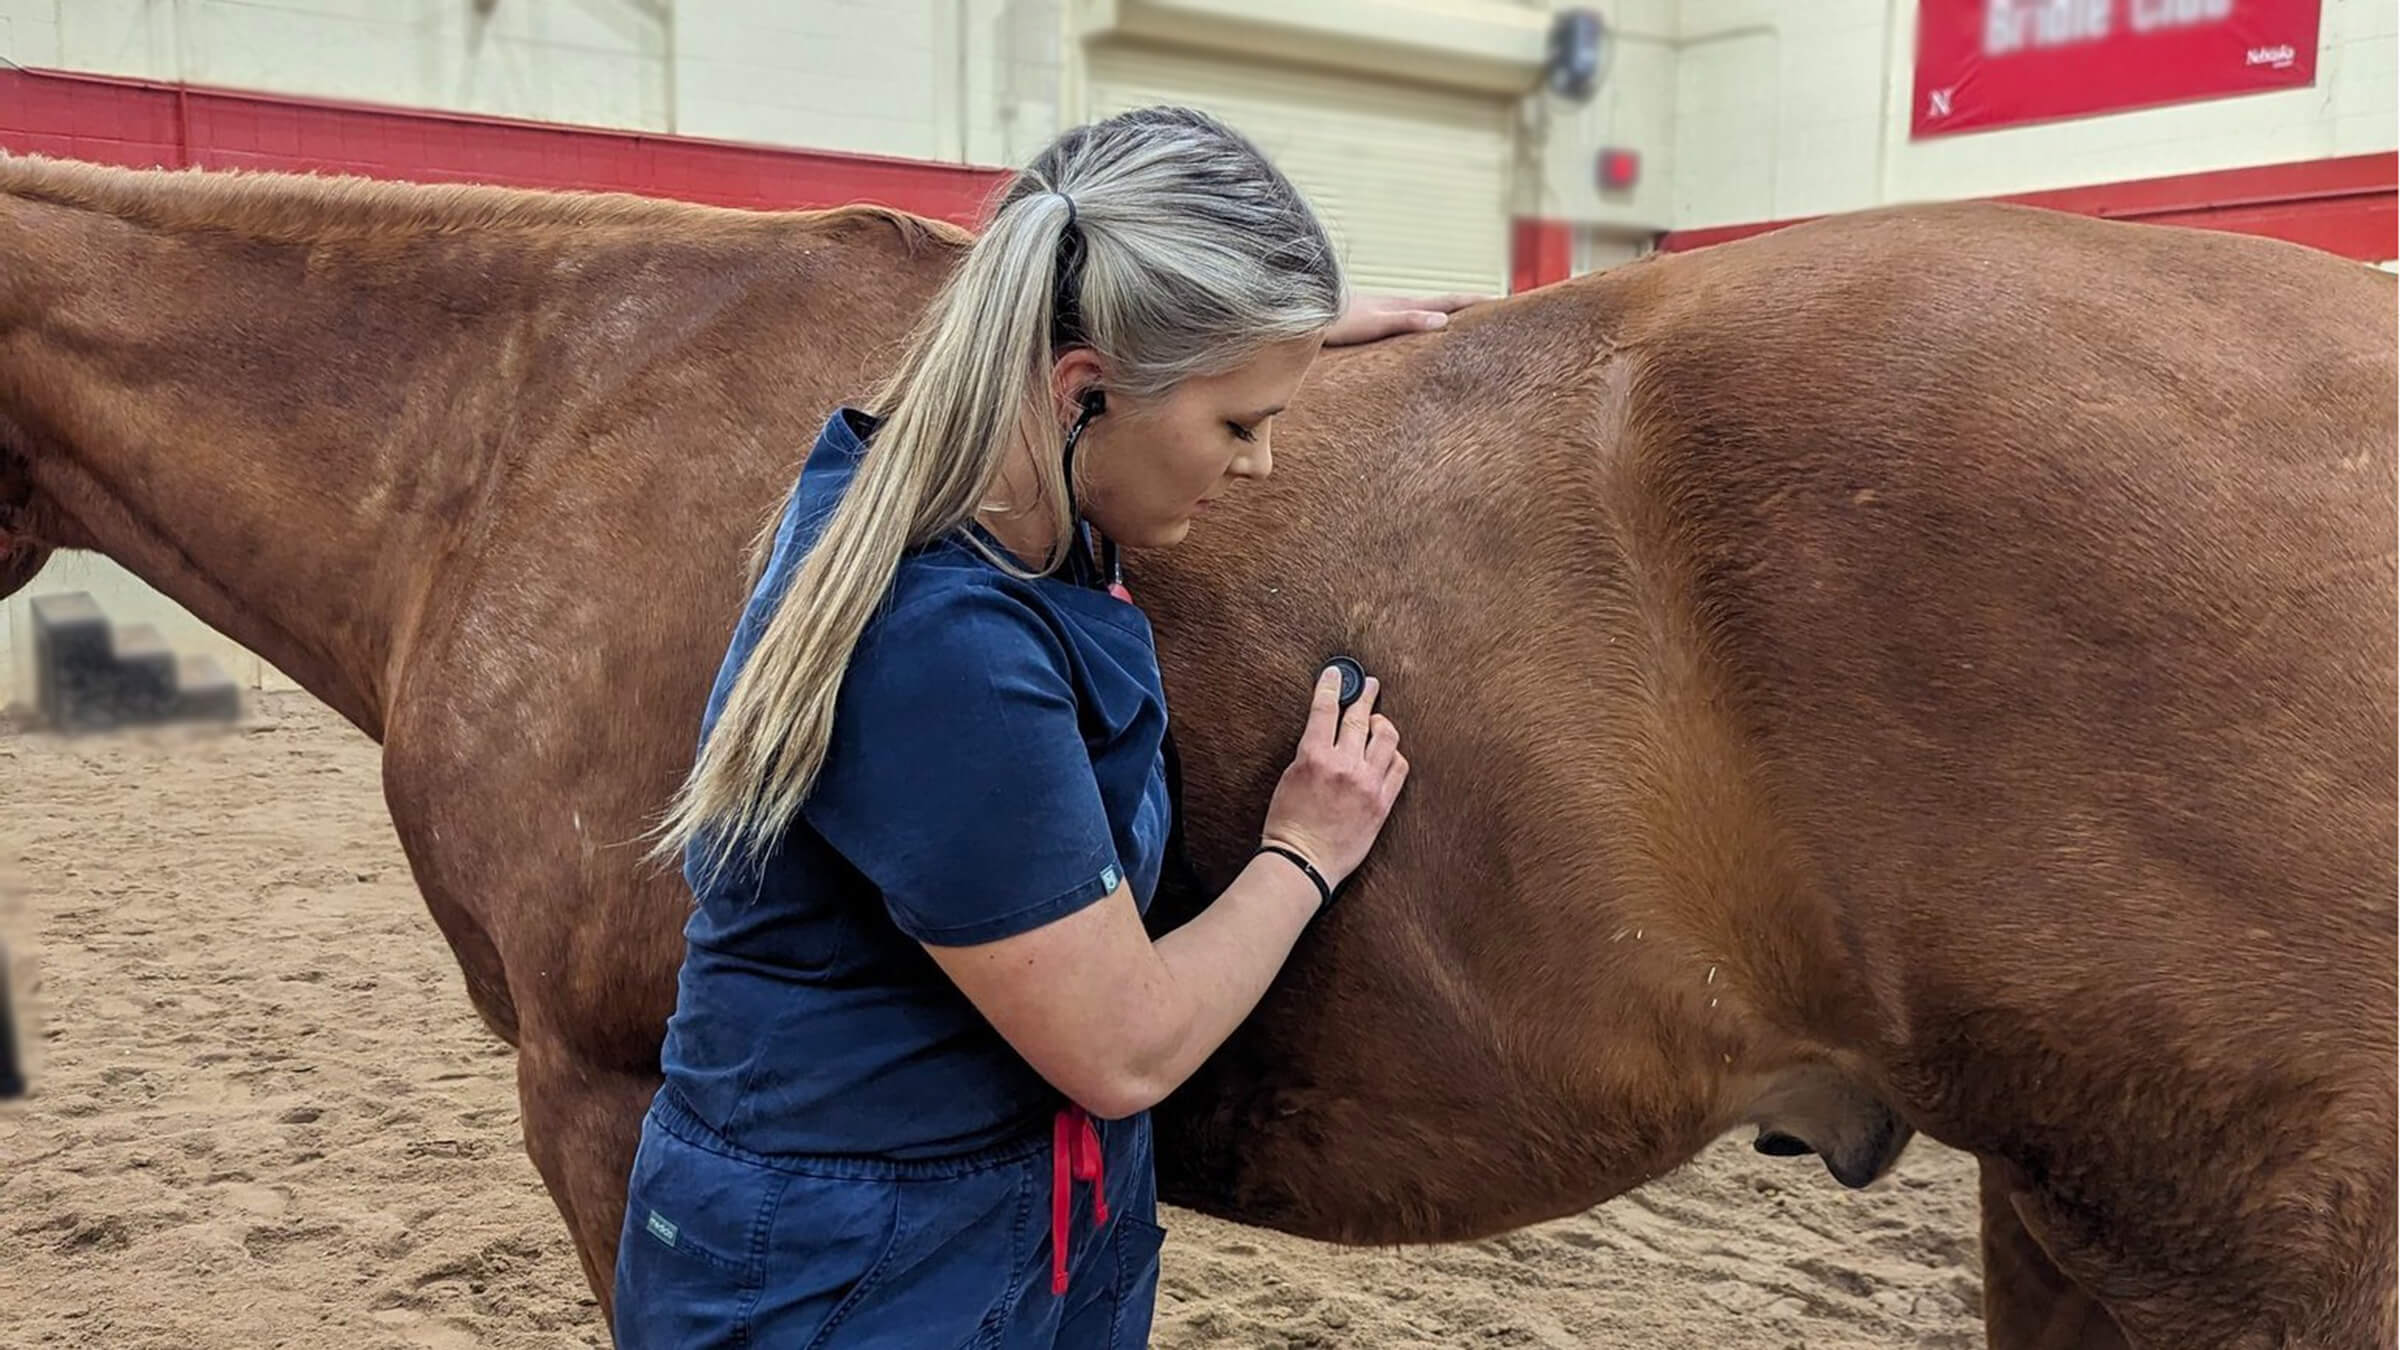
[612,1088,1163,1349]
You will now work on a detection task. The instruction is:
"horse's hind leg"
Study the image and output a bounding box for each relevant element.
[1979,1159,2130,1350]
[516,1027,661,1328]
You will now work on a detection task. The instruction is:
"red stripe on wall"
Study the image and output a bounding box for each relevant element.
[7,64,1583,297]
[1657,153,2399,262]
[1509,218,1574,293]
[0,64,1010,225]
[8,65,2389,268]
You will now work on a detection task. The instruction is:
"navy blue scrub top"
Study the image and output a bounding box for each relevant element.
[657,407,1174,1161]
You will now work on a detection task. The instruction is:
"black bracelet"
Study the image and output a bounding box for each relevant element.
[1255,843,1334,910]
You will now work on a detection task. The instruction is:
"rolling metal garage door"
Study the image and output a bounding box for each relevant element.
[1083,43,1514,296]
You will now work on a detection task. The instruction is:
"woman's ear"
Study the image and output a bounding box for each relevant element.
[1048,347,1108,423]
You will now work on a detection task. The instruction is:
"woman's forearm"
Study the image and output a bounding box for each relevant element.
[1108,854,1324,1114]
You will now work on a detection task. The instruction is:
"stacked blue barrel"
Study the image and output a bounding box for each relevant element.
[28,592,242,731]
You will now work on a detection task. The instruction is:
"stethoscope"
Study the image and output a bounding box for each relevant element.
[1057,391,1367,715]
[1059,387,1129,603]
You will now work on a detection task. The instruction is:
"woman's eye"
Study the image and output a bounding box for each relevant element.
[1227,422,1257,443]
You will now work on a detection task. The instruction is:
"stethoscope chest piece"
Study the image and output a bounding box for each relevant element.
[1325,656,1366,712]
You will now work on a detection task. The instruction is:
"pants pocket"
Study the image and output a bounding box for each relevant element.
[796,1158,1039,1350]
[1108,1216,1168,1347]
[1112,1216,1166,1277]
[612,1116,788,1348]
[1050,1212,1168,1350]
[780,1173,907,1350]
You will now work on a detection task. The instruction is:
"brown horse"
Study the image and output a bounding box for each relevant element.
[2,154,2392,1348]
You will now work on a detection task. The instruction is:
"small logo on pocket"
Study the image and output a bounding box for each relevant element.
[644,1209,680,1248]
[1100,864,1122,892]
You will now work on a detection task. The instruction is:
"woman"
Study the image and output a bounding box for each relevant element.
[619,105,1466,1349]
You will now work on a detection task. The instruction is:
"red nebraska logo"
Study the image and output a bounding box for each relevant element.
[1913,0,2323,138]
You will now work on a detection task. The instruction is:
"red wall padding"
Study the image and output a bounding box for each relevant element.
[0,64,1010,225]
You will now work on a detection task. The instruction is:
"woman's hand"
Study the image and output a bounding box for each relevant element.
[1259,665,1410,891]
[1322,292,1487,346]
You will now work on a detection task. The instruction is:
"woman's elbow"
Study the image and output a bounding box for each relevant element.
[1063,1063,1175,1121]
[1050,1031,1188,1120]
[1004,988,1195,1119]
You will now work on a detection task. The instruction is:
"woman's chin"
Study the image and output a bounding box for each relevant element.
[1152,517,1200,548]
[1112,516,1195,550]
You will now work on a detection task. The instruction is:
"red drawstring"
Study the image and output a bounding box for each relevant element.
[1051,1105,1109,1294]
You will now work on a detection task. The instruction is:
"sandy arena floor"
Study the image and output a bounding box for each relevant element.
[1,690,1986,1348]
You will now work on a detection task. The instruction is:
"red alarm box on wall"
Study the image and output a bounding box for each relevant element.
[1597,147,1640,191]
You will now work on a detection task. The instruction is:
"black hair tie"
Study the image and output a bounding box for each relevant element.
[1256,843,1335,910]
[1050,194,1088,350]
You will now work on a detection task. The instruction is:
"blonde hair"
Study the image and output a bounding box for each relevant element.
[655,106,1345,884]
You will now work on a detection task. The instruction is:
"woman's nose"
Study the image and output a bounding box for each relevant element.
[1234,438,1273,480]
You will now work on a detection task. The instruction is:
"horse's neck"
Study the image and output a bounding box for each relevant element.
[6,191,489,737]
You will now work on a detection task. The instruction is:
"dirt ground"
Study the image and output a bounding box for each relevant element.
[0,690,1987,1348]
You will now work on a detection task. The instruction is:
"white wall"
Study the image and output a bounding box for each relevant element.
[2,0,674,130]
[672,0,1068,166]
[0,0,1073,163]
[9,1,2385,234]
[676,0,941,157]
[1671,0,2400,228]
[0,0,57,65]
[1532,0,1680,230]
[1,0,1564,204]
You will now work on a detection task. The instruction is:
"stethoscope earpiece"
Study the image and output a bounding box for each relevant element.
[1058,389,1126,601]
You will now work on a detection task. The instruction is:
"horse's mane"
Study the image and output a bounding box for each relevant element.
[0,149,973,252]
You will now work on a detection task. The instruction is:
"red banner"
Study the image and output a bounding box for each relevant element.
[1912,0,2322,139]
